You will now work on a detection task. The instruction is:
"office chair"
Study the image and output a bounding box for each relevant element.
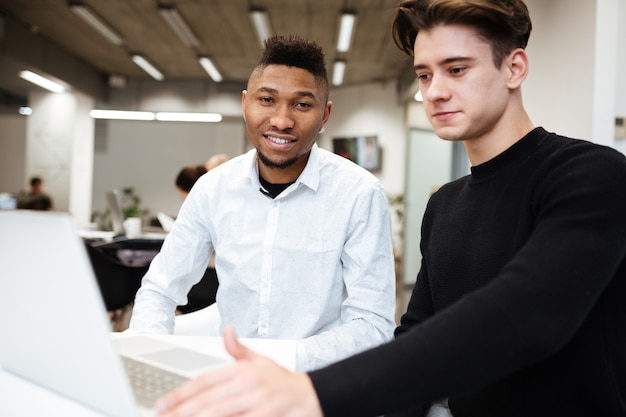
[84,242,151,331]
[177,267,219,314]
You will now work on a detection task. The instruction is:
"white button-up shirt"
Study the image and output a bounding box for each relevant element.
[130,144,396,371]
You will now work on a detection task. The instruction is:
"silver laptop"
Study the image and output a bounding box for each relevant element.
[106,189,127,236]
[0,210,229,416]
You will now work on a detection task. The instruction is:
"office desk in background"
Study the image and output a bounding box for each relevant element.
[0,334,297,417]
[82,231,167,267]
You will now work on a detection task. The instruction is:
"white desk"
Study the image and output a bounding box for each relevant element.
[0,334,296,417]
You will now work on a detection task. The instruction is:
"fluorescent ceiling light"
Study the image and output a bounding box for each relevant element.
[69,3,123,45]
[90,109,155,121]
[198,57,223,82]
[89,110,222,123]
[156,112,222,122]
[159,6,200,48]
[18,70,66,93]
[332,61,346,86]
[131,55,164,80]
[414,90,423,102]
[337,12,356,52]
[249,8,272,48]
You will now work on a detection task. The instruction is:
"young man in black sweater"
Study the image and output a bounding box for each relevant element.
[155,1,626,416]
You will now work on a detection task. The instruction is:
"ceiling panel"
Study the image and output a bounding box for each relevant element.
[0,0,414,97]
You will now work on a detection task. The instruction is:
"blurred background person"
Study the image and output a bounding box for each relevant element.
[17,176,53,210]
[175,165,207,198]
[204,153,230,171]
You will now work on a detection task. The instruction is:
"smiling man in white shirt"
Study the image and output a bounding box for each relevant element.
[129,35,396,372]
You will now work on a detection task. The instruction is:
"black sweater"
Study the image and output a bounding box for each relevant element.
[309,128,626,416]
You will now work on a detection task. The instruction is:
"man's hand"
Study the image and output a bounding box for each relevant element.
[156,326,324,417]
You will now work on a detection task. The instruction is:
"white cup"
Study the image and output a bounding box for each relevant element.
[123,217,142,237]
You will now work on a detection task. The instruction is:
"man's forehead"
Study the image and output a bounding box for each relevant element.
[248,65,325,96]
[413,24,490,66]
[250,64,313,80]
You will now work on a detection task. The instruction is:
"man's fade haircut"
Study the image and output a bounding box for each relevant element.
[251,35,329,97]
[392,0,532,68]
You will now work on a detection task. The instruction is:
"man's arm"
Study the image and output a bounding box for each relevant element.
[130,192,213,334]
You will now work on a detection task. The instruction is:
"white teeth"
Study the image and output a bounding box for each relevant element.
[268,136,291,144]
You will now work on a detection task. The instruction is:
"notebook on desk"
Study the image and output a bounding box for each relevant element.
[0,210,230,417]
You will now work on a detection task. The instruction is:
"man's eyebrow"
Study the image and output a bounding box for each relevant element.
[255,86,278,94]
[414,56,474,71]
[293,90,316,99]
[254,86,317,100]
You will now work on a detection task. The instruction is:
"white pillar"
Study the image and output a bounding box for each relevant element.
[26,90,94,227]
[592,0,620,147]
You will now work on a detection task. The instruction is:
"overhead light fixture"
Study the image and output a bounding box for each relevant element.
[18,70,66,93]
[414,90,423,102]
[156,112,222,123]
[332,61,346,86]
[249,8,272,48]
[69,2,123,45]
[89,109,222,123]
[131,54,164,81]
[198,57,223,82]
[159,6,200,48]
[337,11,357,53]
[19,107,33,116]
[90,109,155,121]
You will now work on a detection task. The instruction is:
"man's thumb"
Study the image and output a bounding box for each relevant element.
[223,325,254,361]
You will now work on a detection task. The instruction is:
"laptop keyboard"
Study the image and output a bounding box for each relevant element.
[122,356,189,408]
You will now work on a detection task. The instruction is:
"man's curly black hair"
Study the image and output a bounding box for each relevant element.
[251,34,329,96]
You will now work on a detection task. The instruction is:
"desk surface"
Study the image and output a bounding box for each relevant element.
[0,334,296,417]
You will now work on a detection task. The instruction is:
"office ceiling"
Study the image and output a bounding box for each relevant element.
[0,0,414,104]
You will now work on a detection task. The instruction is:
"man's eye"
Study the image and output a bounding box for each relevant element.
[260,97,273,103]
[295,102,311,109]
[450,67,466,75]
[416,73,431,81]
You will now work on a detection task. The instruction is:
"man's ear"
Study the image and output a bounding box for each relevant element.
[507,48,529,89]
[322,101,332,126]
[241,89,247,122]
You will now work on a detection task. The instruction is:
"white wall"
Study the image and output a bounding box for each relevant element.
[524,0,596,140]
[618,0,626,116]
[320,81,406,197]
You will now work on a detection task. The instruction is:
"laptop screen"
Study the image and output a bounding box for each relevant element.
[105,189,125,236]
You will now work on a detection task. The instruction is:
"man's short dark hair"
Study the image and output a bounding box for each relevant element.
[251,35,329,96]
[392,0,532,68]
[30,176,42,187]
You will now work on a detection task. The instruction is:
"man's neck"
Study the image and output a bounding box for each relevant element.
[464,108,534,166]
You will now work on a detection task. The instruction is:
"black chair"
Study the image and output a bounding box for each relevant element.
[85,242,152,331]
[177,267,219,314]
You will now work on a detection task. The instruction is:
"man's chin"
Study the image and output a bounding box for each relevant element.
[257,151,298,170]
[432,127,465,142]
